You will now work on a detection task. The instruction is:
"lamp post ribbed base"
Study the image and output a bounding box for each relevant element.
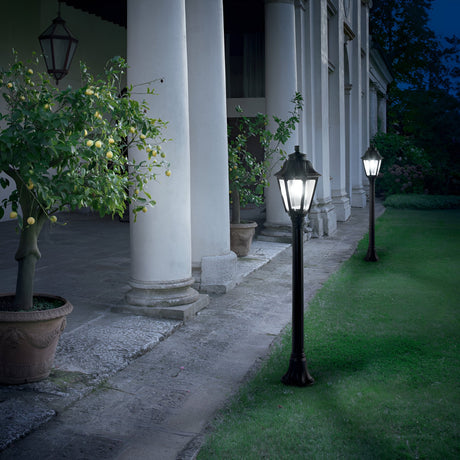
[282,353,314,387]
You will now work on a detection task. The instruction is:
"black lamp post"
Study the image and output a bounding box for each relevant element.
[361,144,383,262]
[275,145,320,386]
[38,1,78,84]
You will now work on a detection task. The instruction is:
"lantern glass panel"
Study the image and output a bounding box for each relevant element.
[54,38,69,70]
[363,159,381,177]
[40,38,53,69]
[278,178,289,212]
[302,179,317,212]
[287,179,305,211]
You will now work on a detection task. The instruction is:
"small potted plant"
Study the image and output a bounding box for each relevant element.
[228,92,303,256]
[0,53,169,384]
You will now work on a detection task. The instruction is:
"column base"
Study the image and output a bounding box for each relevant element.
[331,193,351,222]
[193,252,237,294]
[113,295,209,321]
[117,277,209,321]
[351,186,367,207]
[309,202,337,237]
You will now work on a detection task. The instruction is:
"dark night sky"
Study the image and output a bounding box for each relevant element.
[429,0,460,39]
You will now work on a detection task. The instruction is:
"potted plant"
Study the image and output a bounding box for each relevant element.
[0,53,169,384]
[228,93,303,256]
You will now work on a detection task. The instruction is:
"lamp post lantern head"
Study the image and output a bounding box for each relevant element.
[361,144,383,178]
[38,4,78,85]
[276,146,321,217]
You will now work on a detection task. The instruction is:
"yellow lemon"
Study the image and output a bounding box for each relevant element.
[27,69,33,75]
[9,211,17,219]
[140,134,146,140]
[108,138,115,144]
[95,140,102,148]
[106,151,113,159]
[20,95,25,101]
[142,206,148,213]
[44,103,50,110]
[50,215,57,223]
[165,170,171,177]
[129,127,136,134]
[27,217,35,225]
[27,180,34,190]
[85,88,94,96]
[7,83,13,88]
[84,129,88,136]
[151,150,157,157]
[86,140,94,147]
[134,189,139,195]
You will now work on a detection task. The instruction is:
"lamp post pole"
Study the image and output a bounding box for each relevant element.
[365,175,378,262]
[282,212,314,386]
[275,146,320,387]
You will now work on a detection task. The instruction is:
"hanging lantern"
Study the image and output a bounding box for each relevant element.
[38,2,78,84]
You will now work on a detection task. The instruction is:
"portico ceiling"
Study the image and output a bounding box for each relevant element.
[61,0,264,30]
[62,0,127,28]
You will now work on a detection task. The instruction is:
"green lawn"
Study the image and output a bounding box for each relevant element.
[198,209,460,459]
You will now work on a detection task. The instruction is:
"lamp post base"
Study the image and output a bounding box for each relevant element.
[364,248,378,262]
[281,354,314,387]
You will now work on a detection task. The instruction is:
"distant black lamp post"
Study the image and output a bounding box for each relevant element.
[276,145,320,386]
[361,144,383,262]
[38,1,78,84]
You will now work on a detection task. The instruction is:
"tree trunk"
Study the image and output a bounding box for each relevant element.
[14,218,45,310]
[8,170,47,310]
[231,188,241,225]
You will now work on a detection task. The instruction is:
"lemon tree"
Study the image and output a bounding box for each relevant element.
[0,53,169,310]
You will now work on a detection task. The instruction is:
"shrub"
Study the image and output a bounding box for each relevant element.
[372,132,431,196]
[384,194,460,209]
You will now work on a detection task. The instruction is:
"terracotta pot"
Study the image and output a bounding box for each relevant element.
[230,221,258,257]
[0,294,73,385]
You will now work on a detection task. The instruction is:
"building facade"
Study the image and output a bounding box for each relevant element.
[0,0,391,317]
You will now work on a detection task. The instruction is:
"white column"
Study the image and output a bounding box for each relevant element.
[329,1,351,222]
[378,94,388,133]
[369,83,378,138]
[350,0,366,207]
[308,0,337,236]
[186,0,236,294]
[124,0,207,319]
[261,0,298,239]
[361,3,370,153]
[304,0,315,168]
[295,0,307,154]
